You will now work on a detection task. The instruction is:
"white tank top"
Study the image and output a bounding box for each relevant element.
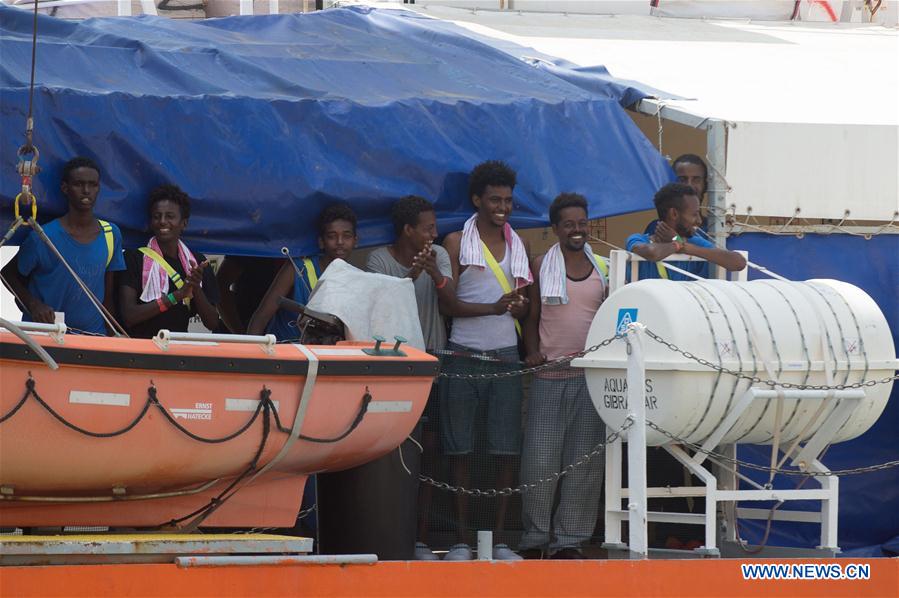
[450,247,518,351]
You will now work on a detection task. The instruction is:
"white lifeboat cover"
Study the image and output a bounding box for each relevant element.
[306,259,426,350]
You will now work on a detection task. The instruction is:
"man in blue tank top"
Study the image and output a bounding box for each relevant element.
[2,157,125,335]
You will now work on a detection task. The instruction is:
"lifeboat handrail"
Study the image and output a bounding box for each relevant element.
[0,317,59,370]
[153,329,277,354]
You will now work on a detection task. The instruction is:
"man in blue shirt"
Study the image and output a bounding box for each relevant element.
[1,157,125,334]
[626,183,745,281]
[645,154,709,236]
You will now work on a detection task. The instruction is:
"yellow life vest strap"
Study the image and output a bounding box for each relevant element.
[656,261,670,280]
[303,257,319,290]
[97,219,114,268]
[138,247,185,288]
[592,254,609,277]
[480,241,522,337]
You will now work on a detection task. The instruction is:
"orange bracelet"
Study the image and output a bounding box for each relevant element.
[434,276,448,290]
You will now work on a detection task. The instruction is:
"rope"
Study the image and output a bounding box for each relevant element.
[0,378,274,444]
[25,218,129,337]
[26,378,151,438]
[271,388,372,443]
[165,400,273,530]
[24,0,39,152]
[148,386,266,444]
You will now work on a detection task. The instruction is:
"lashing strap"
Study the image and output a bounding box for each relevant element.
[480,241,522,337]
[97,219,114,267]
[138,247,185,289]
[303,257,319,290]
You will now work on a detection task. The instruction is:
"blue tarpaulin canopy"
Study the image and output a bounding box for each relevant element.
[0,5,671,255]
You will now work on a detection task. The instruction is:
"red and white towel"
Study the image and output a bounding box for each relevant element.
[139,237,198,303]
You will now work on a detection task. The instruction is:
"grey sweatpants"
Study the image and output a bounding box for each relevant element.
[519,373,605,552]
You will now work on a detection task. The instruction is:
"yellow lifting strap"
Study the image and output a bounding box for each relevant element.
[656,261,670,280]
[480,241,522,337]
[302,257,319,290]
[593,254,609,277]
[97,219,115,268]
[138,247,185,289]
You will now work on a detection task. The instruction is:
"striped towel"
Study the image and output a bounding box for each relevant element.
[539,242,606,305]
[139,237,199,303]
[459,214,532,288]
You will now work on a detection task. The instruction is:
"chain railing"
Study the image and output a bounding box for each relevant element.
[417,417,634,497]
[643,329,899,390]
[415,326,899,495]
[434,333,625,380]
[646,420,899,477]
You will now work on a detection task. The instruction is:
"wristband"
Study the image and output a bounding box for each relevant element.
[434,276,448,290]
[671,235,685,253]
[167,292,177,306]
[156,297,169,313]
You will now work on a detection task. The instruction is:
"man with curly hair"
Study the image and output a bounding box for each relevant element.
[117,184,219,338]
[439,160,532,561]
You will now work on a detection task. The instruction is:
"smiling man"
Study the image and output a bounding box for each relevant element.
[1,156,125,334]
[117,184,219,338]
[519,193,608,559]
[439,160,532,561]
[628,183,746,281]
[645,154,709,236]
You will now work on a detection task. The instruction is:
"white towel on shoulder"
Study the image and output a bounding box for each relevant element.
[539,242,606,305]
[458,214,532,288]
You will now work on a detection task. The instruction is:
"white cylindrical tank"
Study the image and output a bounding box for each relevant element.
[575,279,896,446]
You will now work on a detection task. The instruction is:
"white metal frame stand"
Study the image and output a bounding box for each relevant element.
[603,323,866,558]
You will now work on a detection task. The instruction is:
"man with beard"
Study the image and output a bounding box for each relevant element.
[645,154,709,236]
[627,183,745,280]
[519,193,608,559]
[2,157,125,334]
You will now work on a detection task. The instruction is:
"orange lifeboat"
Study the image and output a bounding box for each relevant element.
[0,322,436,529]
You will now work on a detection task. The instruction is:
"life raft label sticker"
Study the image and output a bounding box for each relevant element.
[225,398,280,412]
[69,391,130,407]
[616,308,638,335]
[599,377,658,410]
[367,401,413,413]
[311,348,367,356]
[170,403,212,420]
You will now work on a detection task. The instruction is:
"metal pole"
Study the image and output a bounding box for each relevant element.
[625,323,648,558]
[706,119,728,250]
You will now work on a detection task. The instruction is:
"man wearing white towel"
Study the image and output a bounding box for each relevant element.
[519,193,607,559]
[439,160,532,561]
